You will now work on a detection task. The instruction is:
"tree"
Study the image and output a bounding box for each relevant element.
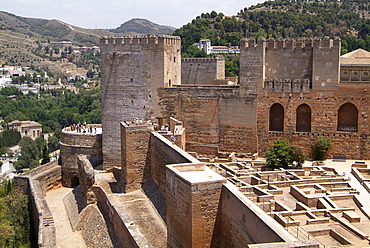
[288,145,306,167]
[41,144,50,165]
[312,137,331,160]
[48,135,60,152]
[266,140,306,168]
[14,137,40,170]
[266,140,292,168]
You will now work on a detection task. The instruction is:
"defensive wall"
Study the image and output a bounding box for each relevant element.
[60,125,102,187]
[14,160,61,248]
[101,35,370,163]
[119,123,318,247]
[158,86,258,155]
[181,56,227,85]
[100,35,181,169]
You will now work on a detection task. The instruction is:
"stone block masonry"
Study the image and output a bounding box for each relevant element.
[100,35,181,169]
[166,163,226,248]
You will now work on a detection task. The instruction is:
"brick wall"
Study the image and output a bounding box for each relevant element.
[257,85,370,159]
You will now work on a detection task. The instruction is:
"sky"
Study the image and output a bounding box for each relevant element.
[0,0,262,29]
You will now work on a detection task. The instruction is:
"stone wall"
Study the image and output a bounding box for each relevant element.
[14,160,61,248]
[257,84,370,159]
[77,155,96,204]
[147,132,200,193]
[158,86,258,155]
[211,184,298,247]
[100,35,181,169]
[166,163,227,248]
[121,123,154,192]
[60,128,102,187]
[181,57,226,85]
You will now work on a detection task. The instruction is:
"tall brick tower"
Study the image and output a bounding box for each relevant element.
[100,35,181,169]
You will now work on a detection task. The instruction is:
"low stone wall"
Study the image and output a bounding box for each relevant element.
[147,132,200,193]
[211,183,299,247]
[92,185,149,248]
[14,160,61,247]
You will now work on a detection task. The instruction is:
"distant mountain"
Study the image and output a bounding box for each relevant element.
[110,18,176,35]
[0,11,113,46]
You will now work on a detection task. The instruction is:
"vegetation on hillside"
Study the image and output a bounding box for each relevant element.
[0,179,30,247]
[173,0,370,55]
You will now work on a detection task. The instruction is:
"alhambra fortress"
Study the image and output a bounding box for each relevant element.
[14,35,370,247]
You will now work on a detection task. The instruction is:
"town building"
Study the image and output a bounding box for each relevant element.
[8,120,42,139]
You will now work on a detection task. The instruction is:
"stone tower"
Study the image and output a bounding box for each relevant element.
[239,37,341,95]
[100,35,181,169]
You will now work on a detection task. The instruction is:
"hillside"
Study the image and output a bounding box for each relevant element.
[110,18,176,35]
[173,0,370,55]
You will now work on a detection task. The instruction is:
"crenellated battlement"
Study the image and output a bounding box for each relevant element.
[100,34,181,49]
[181,57,218,62]
[240,37,340,50]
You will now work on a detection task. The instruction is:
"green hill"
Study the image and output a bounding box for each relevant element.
[173,0,370,55]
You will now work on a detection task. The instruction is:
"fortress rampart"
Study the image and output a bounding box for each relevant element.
[60,126,102,187]
[100,35,181,48]
[14,160,60,248]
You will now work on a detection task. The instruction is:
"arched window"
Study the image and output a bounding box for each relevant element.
[269,103,284,132]
[337,103,358,132]
[296,104,311,132]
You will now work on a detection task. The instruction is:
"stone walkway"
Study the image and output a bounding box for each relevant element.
[45,187,87,248]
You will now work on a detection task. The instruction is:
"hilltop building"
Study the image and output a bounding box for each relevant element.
[194,39,240,54]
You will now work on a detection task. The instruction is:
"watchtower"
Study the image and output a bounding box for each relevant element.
[100,34,181,169]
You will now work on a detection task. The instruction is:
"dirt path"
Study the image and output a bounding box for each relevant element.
[45,187,87,248]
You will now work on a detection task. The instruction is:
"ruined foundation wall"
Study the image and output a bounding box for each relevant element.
[211,184,297,247]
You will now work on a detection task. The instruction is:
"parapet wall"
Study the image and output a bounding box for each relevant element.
[14,160,61,248]
[240,37,340,50]
[147,132,200,193]
[100,35,181,50]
